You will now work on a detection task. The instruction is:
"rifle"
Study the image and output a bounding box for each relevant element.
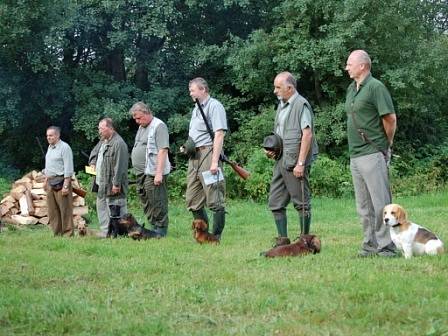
[35,136,87,198]
[195,98,250,180]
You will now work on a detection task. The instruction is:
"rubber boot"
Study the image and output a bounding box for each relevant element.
[154,226,167,237]
[274,217,288,238]
[299,214,311,235]
[107,204,122,238]
[212,209,225,239]
[192,208,209,224]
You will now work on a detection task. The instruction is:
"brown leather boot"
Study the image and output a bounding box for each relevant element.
[273,236,291,247]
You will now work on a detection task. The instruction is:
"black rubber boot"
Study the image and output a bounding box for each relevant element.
[192,208,209,224]
[212,209,225,239]
[107,205,122,238]
[154,226,167,237]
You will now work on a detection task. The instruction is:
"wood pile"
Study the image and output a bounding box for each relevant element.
[0,170,88,228]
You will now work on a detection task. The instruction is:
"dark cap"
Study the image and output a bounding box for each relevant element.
[262,133,283,160]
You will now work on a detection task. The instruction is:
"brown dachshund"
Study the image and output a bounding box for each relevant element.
[119,213,161,240]
[76,221,101,237]
[262,234,321,257]
[192,219,220,244]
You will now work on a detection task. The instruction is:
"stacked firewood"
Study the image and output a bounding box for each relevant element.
[0,170,88,228]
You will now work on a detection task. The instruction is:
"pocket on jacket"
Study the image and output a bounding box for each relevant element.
[283,136,299,171]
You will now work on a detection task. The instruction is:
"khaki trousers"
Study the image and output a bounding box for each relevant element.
[46,187,74,236]
[186,147,225,212]
[136,173,169,229]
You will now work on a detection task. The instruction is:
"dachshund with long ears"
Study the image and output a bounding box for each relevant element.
[383,204,444,259]
[192,219,220,244]
[262,234,321,258]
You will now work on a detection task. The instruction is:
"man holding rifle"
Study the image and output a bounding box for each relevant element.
[186,77,227,240]
[264,72,318,247]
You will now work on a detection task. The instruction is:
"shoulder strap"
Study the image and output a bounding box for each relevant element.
[351,110,387,156]
[195,98,214,141]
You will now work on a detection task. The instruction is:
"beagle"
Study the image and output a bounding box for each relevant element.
[383,204,444,259]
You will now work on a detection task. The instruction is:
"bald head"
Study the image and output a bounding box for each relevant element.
[349,50,371,69]
[273,71,297,102]
[345,50,372,84]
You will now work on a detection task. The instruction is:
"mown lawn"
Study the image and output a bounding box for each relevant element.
[1,192,447,336]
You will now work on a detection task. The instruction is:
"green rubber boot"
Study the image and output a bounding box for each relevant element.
[212,209,226,239]
[275,217,288,238]
[299,214,311,235]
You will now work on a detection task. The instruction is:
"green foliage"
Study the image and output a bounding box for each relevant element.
[1,194,448,335]
[167,164,188,201]
[390,143,448,197]
[0,0,447,196]
[310,155,353,198]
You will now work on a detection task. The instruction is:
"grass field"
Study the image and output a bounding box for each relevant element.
[1,192,447,336]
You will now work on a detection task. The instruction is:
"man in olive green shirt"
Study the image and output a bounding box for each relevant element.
[345,50,397,257]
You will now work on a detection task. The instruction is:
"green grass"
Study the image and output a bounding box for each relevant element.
[1,193,448,336]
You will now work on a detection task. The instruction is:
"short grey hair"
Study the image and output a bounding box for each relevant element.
[277,71,297,89]
[353,49,372,69]
[129,101,152,116]
[189,77,209,92]
[99,117,115,130]
[46,126,61,135]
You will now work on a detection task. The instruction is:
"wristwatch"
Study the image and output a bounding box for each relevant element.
[297,161,305,167]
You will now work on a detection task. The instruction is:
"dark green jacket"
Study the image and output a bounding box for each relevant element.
[97,133,129,199]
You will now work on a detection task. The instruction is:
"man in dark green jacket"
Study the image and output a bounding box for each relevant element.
[95,117,129,237]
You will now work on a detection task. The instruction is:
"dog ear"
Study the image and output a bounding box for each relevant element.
[310,236,321,254]
[396,205,407,224]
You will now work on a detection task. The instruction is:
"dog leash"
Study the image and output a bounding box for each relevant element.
[301,176,305,236]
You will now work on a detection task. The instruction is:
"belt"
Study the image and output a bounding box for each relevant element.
[48,175,64,180]
[196,145,212,151]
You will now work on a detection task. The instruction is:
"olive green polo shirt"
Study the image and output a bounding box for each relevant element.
[345,73,395,158]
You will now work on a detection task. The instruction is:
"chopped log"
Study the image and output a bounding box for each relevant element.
[10,207,19,215]
[73,196,85,207]
[11,215,38,225]
[33,207,48,218]
[32,181,45,189]
[0,216,20,225]
[32,199,47,208]
[11,185,27,200]
[25,190,34,216]
[73,206,88,217]
[38,216,49,225]
[13,177,32,190]
[1,201,15,217]
[31,188,47,196]
[19,194,30,216]
[31,170,44,180]
[1,195,16,204]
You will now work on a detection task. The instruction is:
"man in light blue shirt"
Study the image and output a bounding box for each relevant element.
[44,126,74,236]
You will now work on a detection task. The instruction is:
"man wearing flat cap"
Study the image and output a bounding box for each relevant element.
[264,71,318,247]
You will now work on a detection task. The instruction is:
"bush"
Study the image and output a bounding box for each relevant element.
[0,159,20,197]
[167,163,188,200]
[310,155,353,198]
